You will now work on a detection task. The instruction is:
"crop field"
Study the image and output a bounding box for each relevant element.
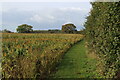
[1,33,84,78]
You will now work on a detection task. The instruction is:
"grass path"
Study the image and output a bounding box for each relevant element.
[52,40,99,78]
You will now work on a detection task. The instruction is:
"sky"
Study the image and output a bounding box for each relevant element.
[0,1,92,32]
[0,0,92,2]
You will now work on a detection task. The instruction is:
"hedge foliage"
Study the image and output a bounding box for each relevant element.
[85,2,120,78]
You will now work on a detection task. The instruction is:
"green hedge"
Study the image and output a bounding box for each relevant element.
[85,2,120,78]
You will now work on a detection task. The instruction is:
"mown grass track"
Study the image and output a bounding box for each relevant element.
[52,40,100,78]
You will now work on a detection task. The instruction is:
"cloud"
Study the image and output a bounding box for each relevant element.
[29,6,89,24]
[30,15,43,23]
[30,14,55,23]
[59,7,88,11]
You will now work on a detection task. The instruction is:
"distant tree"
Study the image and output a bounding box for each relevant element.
[62,23,77,33]
[32,29,61,34]
[48,29,61,33]
[32,30,49,33]
[77,29,85,34]
[2,29,12,33]
[16,24,33,33]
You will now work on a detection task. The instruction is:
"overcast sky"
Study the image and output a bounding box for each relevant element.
[0,2,92,32]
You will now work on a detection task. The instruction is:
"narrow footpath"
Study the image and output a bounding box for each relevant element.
[52,40,100,78]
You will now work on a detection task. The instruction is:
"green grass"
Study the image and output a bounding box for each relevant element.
[51,40,99,78]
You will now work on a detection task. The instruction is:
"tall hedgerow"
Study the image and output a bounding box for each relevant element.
[85,2,120,78]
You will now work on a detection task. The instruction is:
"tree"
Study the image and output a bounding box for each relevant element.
[62,23,77,33]
[77,29,85,34]
[48,29,61,33]
[2,29,12,33]
[16,24,33,33]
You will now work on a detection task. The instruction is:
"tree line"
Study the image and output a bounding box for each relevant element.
[1,23,85,34]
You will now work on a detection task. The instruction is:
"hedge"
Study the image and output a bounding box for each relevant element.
[85,2,120,78]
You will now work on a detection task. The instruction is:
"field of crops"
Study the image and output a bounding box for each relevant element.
[1,33,84,78]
